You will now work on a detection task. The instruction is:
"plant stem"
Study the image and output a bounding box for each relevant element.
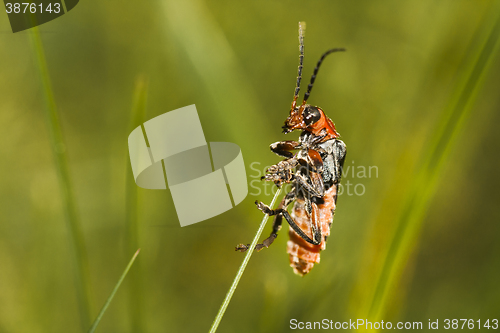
[209,187,282,333]
[88,249,141,333]
[29,26,92,330]
[126,76,148,333]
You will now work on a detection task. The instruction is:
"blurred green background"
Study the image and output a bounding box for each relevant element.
[1,0,499,332]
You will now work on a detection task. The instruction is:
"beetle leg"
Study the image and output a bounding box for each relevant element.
[262,158,298,186]
[256,193,322,246]
[295,171,324,198]
[305,197,322,244]
[307,148,324,172]
[280,202,322,246]
[269,140,301,158]
[236,190,296,252]
[263,147,324,187]
[296,148,323,173]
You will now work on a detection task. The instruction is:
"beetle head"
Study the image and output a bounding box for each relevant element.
[282,104,339,139]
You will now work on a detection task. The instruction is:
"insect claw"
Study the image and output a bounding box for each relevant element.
[255,201,274,215]
[235,244,249,252]
[256,200,266,213]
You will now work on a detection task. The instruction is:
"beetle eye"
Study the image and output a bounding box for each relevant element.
[303,106,321,126]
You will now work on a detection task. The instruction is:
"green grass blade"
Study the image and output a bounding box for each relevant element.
[88,249,141,333]
[125,76,148,333]
[209,188,282,333]
[29,26,92,330]
[366,4,500,322]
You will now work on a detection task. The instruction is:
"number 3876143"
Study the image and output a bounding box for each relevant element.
[5,2,61,14]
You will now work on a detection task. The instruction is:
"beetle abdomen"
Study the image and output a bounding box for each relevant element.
[287,186,337,276]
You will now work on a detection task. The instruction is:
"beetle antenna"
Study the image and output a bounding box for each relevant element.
[302,48,346,105]
[291,21,306,111]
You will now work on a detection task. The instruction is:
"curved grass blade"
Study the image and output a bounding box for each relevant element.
[126,76,148,333]
[209,187,282,333]
[88,249,141,333]
[29,26,92,330]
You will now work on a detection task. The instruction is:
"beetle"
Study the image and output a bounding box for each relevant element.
[236,22,347,276]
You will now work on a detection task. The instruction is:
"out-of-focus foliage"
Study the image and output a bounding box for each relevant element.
[0,0,499,332]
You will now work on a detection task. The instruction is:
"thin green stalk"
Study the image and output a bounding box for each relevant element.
[29,27,92,330]
[209,187,282,333]
[88,249,141,333]
[126,76,148,333]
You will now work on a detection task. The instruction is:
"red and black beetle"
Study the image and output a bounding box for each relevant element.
[237,22,347,276]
